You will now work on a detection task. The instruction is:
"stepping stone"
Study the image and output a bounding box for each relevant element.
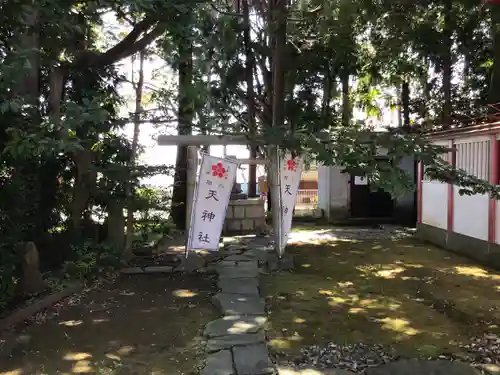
[204,315,267,338]
[206,332,265,352]
[143,266,173,273]
[217,278,259,295]
[233,343,274,375]
[120,267,145,274]
[365,359,481,375]
[184,253,206,272]
[278,367,357,375]
[212,293,265,316]
[224,254,255,262]
[200,349,235,375]
[244,249,270,262]
[218,259,258,267]
[216,262,259,279]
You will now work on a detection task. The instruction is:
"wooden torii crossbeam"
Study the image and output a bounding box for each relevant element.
[157,134,284,256]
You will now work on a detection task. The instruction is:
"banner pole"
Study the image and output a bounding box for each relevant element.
[185,146,198,258]
[269,146,283,258]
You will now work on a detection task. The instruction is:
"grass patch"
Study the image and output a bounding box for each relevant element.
[262,229,500,360]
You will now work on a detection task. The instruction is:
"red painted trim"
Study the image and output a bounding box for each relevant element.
[447,140,456,233]
[489,135,499,243]
[417,162,423,224]
[426,123,500,140]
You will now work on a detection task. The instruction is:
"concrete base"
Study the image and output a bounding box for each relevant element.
[224,198,266,235]
[265,253,294,272]
[417,223,500,269]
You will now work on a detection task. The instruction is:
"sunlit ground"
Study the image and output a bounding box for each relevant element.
[0,275,217,375]
[263,225,500,359]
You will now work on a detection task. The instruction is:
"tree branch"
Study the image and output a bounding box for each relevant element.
[74,17,165,68]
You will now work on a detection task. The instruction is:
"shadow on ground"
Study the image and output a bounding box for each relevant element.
[262,227,500,359]
[0,273,217,375]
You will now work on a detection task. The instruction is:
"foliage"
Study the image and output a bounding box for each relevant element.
[62,242,123,280]
[2,0,500,310]
[133,186,174,245]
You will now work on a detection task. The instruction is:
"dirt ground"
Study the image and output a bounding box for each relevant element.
[0,273,217,375]
[262,227,500,360]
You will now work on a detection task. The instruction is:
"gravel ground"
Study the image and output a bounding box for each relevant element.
[277,335,500,373]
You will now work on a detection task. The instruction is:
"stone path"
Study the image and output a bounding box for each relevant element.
[201,242,275,375]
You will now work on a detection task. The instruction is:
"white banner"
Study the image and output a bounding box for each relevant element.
[280,152,303,249]
[187,154,238,251]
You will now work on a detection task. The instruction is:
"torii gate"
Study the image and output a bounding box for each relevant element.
[157,134,285,256]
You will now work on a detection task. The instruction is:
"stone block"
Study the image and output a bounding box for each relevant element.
[212,293,265,316]
[120,267,145,274]
[242,219,255,231]
[184,252,206,272]
[246,205,265,219]
[233,344,274,375]
[217,278,259,295]
[204,315,267,338]
[143,266,174,273]
[206,332,265,353]
[200,350,235,375]
[234,206,245,219]
[226,207,234,219]
[254,218,266,231]
[227,220,241,232]
[223,254,254,262]
[216,260,259,278]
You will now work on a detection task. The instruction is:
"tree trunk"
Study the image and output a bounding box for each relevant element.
[341,70,350,127]
[10,2,41,242]
[321,65,332,130]
[442,0,453,128]
[106,199,125,252]
[401,79,410,127]
[70,149,96,240]
[243,0,258,197]
[419,58,431,127]
[396,82,402,127]
[124,50,145,259]
[171,37,194,230]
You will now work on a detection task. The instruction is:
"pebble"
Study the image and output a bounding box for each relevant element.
[282,343,398,373]
[278,335,500,373]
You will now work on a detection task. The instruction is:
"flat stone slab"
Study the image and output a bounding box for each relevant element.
[206,332,265,352]
[244,249,271,262]
[200,349,235,375]
[216,261,259,279]
[217,278,259,295]
[224,254,255,262]
[120,267,144,274]
[143,266,174,273]
[218,259,258,268]
[278,367,357,375]
[212,293,265,316]
[233,343,274,375]
[184,253,206,272]
[204,315,267,338]
[365,360,480,375]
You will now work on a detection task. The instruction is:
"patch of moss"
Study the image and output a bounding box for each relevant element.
[262,232,500,359]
